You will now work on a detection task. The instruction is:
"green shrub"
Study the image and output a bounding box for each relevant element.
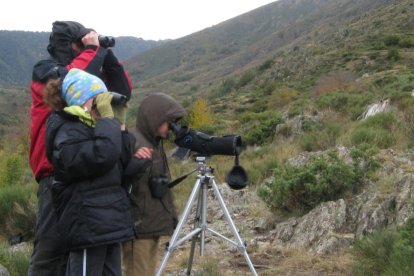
[258,59,275,72]
[0,184,37,240]
[387,216,414,275]
[316,92,371,117]
[217,78,236,96]
[0,153,24,187]
[384,35,400,46]
[0,242,31,276]
[237,71,255,88]
[351,113,398,149]
[392,93,414,139]
[300,133,320,152]
[258,148,377,214]
[351,128,394,149]
[352,214,414,276]
[300,122,342,152]
[399,36,414,48]
[242,111,283,145]
[352,230,398,276]
[387,47,400,61]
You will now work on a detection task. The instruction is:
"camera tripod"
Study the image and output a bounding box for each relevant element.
[156,157,258,276]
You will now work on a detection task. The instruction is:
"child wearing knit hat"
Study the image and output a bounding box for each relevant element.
[43,68,136,275]
[44,68,126,127]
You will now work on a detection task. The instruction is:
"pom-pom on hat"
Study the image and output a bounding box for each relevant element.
[62,68,107,106]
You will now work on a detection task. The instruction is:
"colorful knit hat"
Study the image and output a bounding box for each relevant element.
[61,68,107,106]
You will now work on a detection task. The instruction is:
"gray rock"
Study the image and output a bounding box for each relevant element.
[0,264,10,276]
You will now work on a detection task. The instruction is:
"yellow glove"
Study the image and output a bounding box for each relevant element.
[113,103,128,125]
[95,92,114,119]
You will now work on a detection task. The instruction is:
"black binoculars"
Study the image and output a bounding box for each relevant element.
[109,92,128,106]
[98,35,115,48]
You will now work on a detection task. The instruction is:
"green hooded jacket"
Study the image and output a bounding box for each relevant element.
[130,93,186,238]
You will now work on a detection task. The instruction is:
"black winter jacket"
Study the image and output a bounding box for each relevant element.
[45,111,135,250]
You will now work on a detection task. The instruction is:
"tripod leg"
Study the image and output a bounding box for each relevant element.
[200,179,208,256]
[187,187,203,275]
[210,180,258,276]
[156,179,202,276]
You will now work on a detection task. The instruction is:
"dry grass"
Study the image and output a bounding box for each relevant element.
[157,240,354,276]
[259,247,354,276]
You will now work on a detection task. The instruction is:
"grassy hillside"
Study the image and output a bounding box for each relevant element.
[125,0,414,222]
[126,0,404,95]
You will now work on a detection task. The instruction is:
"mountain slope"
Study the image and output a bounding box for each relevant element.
[0,31,165,86]
[126,0,398,88]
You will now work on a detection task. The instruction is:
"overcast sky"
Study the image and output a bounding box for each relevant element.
[0,1,277,40]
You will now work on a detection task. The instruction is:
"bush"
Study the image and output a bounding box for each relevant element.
[258,59,274,72]
[387,47,400,61]
[352,214,414,276]
[0,153,24,187]
[268,88,298,107]
[0,242,31,276]
[0,184,37,240]
[242,111,283,145]
[237,71,255,88]
[351,113,398,149]
[352,230,399,275]
[217,78,236,96]
[399,36,414,48]
[316,92,372,118]
[258,148,377,214]
[300,121,341,152]
[384,35,400,46]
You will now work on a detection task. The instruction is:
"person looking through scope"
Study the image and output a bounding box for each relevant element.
[28,20,132,276]
[122,93,186,276]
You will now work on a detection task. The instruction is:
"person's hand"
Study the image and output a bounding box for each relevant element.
[95,92,114,118]
[113,103,128,125]
[82,31,99,47]
[135,147,153,159]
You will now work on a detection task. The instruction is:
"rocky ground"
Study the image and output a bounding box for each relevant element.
[159,147,414,275]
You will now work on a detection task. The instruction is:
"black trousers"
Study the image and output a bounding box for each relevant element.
[28,176,67,276]
[66,243,121,276]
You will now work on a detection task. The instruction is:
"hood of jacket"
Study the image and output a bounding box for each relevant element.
[32,59,68,83]
[136,93,186,145]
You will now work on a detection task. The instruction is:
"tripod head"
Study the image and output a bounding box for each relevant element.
[195,156,214,176]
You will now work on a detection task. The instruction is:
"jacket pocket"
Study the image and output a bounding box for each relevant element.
[82,190,130,236]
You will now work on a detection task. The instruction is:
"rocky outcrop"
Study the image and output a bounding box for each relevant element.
[357,99,391,120]
[166,148,414,266]
[261,149,414,255]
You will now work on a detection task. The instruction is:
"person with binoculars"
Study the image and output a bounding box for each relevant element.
[28,21,132,276]
[42,68,138,275]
